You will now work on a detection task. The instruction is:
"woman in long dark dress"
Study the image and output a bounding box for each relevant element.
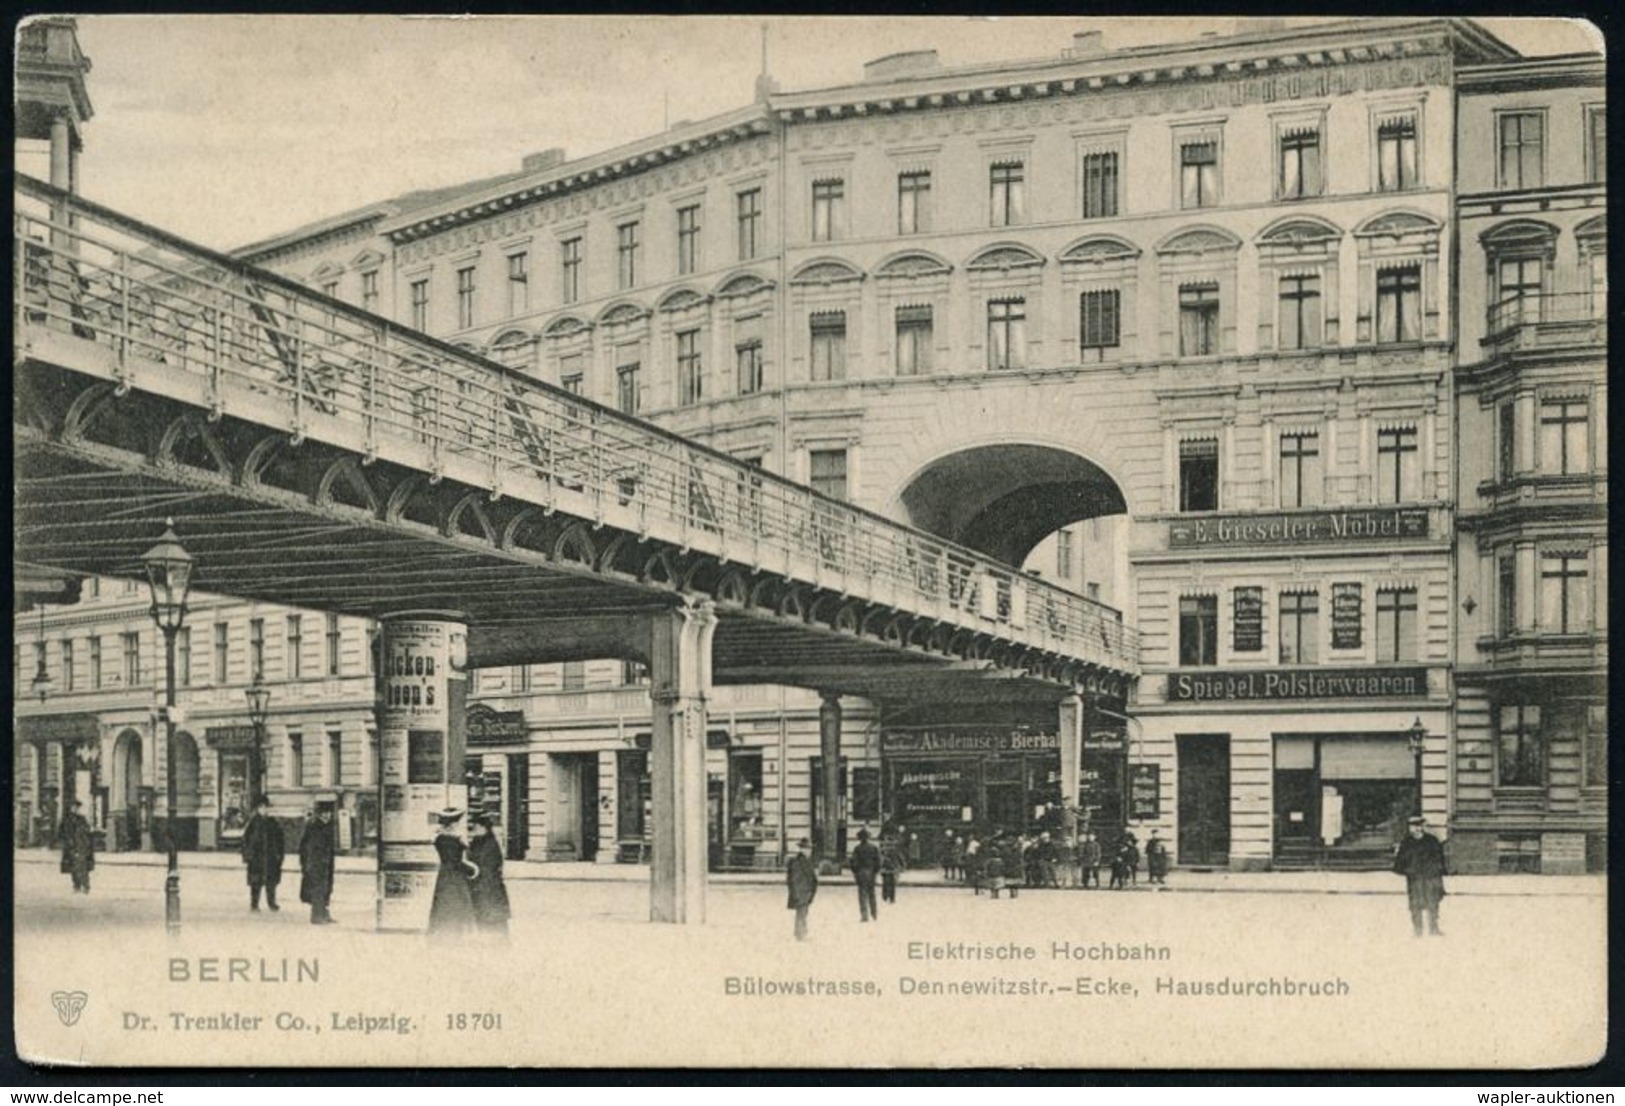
[466,815,511,937]
[427,809,477,940]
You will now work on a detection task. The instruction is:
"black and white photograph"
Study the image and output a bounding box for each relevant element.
[11,14,1607,1071]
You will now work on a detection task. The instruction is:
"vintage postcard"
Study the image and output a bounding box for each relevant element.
[12,15,1606,1070]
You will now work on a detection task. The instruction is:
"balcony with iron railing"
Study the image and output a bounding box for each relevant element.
[1482,291,1607,354]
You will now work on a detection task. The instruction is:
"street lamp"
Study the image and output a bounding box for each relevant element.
[1406,717,1427,820]
[30,603,54,703]
[141,519,194,932]
[245,674,271,804]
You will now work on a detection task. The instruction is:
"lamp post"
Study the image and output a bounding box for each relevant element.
[245,674,271,805]
[1406,717,1427,821]
[141,519,194,932]
[31,604,55,703]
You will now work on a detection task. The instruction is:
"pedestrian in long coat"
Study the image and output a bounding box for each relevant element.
[786,837,818,941]
[1145,830,1170,886]
[465,815,511,936]
[58,801,95,894]
[849,827,882,922]
[879,833,903,905]
[1392,816,1447,936]
[428,808,478,940]
[241,796,285,911]
[1079,831,1102,889]
[298,808,337,924]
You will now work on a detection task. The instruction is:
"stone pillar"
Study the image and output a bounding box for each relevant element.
[49,114,72,191]
[1058,693,1085,813]
[375,614,470,932]
[818,692,842,863]
[648,601,716,924]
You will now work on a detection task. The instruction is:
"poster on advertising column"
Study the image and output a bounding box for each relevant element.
[376,618,468,932]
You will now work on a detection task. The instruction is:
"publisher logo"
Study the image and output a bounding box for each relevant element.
[52,990,89,1027]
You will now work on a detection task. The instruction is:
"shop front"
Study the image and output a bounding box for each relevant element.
[205,724,258,847]
[1273,733,1416,869]
[17,713,104,849]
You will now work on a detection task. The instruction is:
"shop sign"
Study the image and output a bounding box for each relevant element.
[882,729,1059,755]
[629,729,732,751]
[17,712,99,744]
[1168,666,1428,703]
[204,724,260,750]
[1331,584,1363,651]
[465,705,527,746]
[1232,587,1263,653]
[1128,764,1160,820]
[1169,507,1429,549]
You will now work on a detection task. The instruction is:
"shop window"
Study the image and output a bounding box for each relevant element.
[736,188,762,261]
[1277,125,1322,199]
[1497,704,1543,787]
[1178,595,1219,667]
[1497,112,1544,190]
[1278,430,1322,508]
[1179,140,1219,209]
[986,298,1026,371]
[1375,587,1417,662]
[1178,438,1219,512]
[809,448,848,501]
[1538,397,1589,475]
[1278,274,1322,350]
[1082,151,1119,218]
[1584,705,1608,788]
[1376,425,1418,504]
[616,221,640,290]
[1587,106,1606,184]
[676,205,701,277]
[1178,283,1220,356]
[727,750,765,843]
[1375,264,1422,343]
[506,252,528,316]
[1278,591,1319,665]
[1539,550,1589,633]
[677,329,703,406]
[809,312,847,382]
[989,161,1026,227]
[122,631,142,686]
[1497,552,1517,637]
[409,279,429,331]
[1376,115,1419,192]
[895,305,933,377]
[1498,403,1516,483]
[811,178,845,242]
[897,171,931,235]
[1079,289,1120,361]
[456,266,476,329]
[617,751,650,846]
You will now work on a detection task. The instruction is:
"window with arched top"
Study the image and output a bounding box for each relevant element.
[1155,227,1241,359]
[1059,235,1141,364]
[1352,211,1443,345]
[1575,216,1606,319]
[1255,218,1343,352]
[488,329,537,374]
[1480,220,1559,334]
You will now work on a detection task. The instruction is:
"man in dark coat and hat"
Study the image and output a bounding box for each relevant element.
[59,800,95,894]
[1393,815,1447,936]
[849,827,882,922]
[298,807,337,925]
[786,837,818,941]
[241,795,285,912]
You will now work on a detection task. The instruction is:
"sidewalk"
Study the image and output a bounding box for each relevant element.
[12,847,1602,897]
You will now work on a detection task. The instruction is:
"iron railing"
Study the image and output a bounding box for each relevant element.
[1485,291,1608,342]
[14,175,1137,674]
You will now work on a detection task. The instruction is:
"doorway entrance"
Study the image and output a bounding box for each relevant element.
[1177,734,1230,867]
[547,753,600,861]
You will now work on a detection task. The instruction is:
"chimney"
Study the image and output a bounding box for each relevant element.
[1069,30,1105,58]
[862,49,940,82]
[522,148,566,174]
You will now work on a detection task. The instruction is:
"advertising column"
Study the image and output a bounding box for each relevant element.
[376,614,469,932]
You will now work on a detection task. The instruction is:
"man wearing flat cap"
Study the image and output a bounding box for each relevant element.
[1392,815,1447,936]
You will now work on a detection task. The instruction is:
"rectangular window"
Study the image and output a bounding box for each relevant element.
[89,636,102,689]
[1496,257,1544,326]
[1497,704,1542,787]
[1377,116,1418,192]
[1278,591,1320,665]
[1079,289,1120,360]
[325,613,341,676]
[249,618,265,681]
[1180,140,1219,208]
[1498,112,1544,190]
[1588,107,1606,184]
[616,357,640,416]
[989,161,1026,226]
[1278,126,1322,199]
[622,660,650,687]
[1178,438,1220,513]
[176,627,191,687]
[561,661,586,692]
[287,733,304,788]
[1540,550,1590,633]
[214,622,228,683]
[61,638,75,692]
[895,305,933,377]
[897,171,931,235]
[986,298,1026,371]
[506,252,529,316]
[409,279,429,331]
[560,352,584,396]
[328,730,343,787]
[286,614,302,679]
[1376,265,1422,343]
[1375,587,1418,662]
[1179,595,1219,667]
[122,631,142,686]
[677,329,703,406]
[809,448,848,501]
[1278,430,1322,509]
[1278,274,1322,350]
[1376,426,1418,504]
[676,205,701,277]
[456,266,476,329]
[1179,283,1220,357]
[809,312,846,382]
[361,270,379,314]
[736,188,761,260]
[1498,403,1517,483]
[560,237,582,304]
[1498,552,1518,637]
[1539,397,1589,475]
[1081,151,1119,218]
[1584,704,1607,787]
[510,664,533,692]
[735,338,764,395]
[616,221,640,289]
[1056,530,1074,579]
[811,179,844,242]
